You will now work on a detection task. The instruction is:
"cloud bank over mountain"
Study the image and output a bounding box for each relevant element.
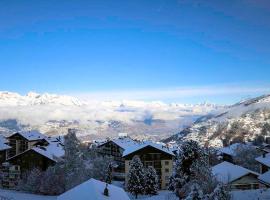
[0,91,223,140]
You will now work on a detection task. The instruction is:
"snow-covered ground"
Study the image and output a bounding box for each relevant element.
[3,188,270,200]
[0,189,176,200]
[231,189,270,200]
[128,191,177,200]
[0,189,56,200]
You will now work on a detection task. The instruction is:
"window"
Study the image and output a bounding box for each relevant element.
[165,176,170,181]
[165,161,169,165]
[234,184,251,190]
[145,161,153,167]
[165,168,169,173]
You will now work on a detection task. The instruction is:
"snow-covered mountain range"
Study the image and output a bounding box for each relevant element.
[164,94,270,147]
[0,91,222,141]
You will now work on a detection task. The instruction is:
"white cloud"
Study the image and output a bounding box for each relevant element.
[73,85,270,102]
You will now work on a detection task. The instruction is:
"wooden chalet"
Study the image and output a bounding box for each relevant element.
[97,137,140,180]
[7,131,48,158]
[212,161,266,190]
[123,142,174,190]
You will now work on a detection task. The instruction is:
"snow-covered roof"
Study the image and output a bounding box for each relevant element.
[258,171,270,185]
[97,137,141,151]
[112,137,141,150]
[219,143,253,157]
[32,138,64,162]
[123,141,175,157]
[0,135,11,151]
[7,136,64,162]
[57,178,130,200]
[256,153,270,167]
[10,130,46,141]
[212,161,259,184]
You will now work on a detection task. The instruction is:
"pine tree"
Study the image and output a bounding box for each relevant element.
[127,155,145,199]
[105,162,113,184]
[63,129,86,190]
[39,165,65,195]
[209,184,230,200]
[185,183,204,200]
[168,175,175,191]
[144,166,159,195]
[173,140,204,196]
[17,168,43,193]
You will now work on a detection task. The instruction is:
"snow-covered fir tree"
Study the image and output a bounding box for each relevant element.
[234,145,260,172]
[89,155,114,182]
[185,183,204,200]
[208,183,230,200]
[185,183,205,200]
[127,155,145,199]
[63,129,86,190]
[39,165,65,195]
[105,162,113,184]
[144,166,159,195]
[168,175,175,191]
[170,140,230,199]
[17,168,43,193]
[172,140,205,196]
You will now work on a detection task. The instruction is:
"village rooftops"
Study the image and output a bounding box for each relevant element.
[212,161,259,184]
[0,135,11,151]
[7,136,64,162]
[9,130,46,141]
[97,137,142,151]
[57,178,130,200]
[122,141,175,157]
[32,138,65,162]
[256,153,270,168]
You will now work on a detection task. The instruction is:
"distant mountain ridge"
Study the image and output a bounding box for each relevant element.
[0,91,222,141]
[163,94,270,147]
[0,91,84,106]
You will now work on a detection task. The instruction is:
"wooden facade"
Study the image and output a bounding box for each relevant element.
[124,145,174,190]
[229,173,263,190]
[0,150,7,164]
[97,141,125,180]
[7,149,55,172]
[7,133,47,158]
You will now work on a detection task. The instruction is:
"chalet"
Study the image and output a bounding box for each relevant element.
[0,136,11,164]
[6,131,48,158]
[97,137,140,180]
[212,161,264,190]
[256,153,270,174]
[57,178,130,200]
[123,142,174,190]
[6,136,64,172]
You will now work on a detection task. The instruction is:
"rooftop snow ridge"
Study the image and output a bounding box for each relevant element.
[212,161,259,184]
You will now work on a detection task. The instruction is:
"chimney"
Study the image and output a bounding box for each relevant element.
[103,184,109,196]
[263,152,266,158]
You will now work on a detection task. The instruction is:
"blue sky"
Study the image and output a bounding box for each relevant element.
[0,0,270,104]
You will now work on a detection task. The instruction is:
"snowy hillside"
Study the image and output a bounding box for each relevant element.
[0,91,222,141]
[164,94,270,147]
